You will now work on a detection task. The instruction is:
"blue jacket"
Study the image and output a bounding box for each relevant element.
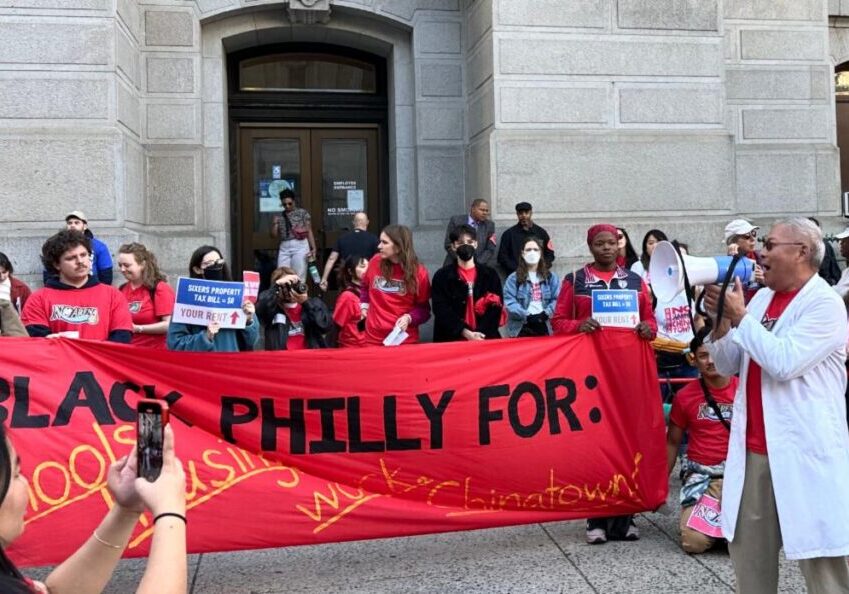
[503,271,561,337]
[167,318,259,352]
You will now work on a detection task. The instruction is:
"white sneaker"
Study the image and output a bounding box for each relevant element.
[586,528,607,545]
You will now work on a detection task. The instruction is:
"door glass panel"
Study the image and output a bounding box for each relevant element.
[252,139,301,234]
[320,139,368,233]
[240,53,376,93]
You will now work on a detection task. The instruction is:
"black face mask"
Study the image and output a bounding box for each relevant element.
[456,244,475,262]
[202,264,225,281]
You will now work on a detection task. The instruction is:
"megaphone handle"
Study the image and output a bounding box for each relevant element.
[715,253,744,326]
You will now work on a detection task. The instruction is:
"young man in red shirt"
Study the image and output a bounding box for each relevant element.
[22,230,132,342]
[667,325,736,554]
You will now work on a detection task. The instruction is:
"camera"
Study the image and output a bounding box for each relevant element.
[276,280,307,299]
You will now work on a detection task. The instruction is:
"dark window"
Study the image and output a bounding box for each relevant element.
[239,52,377,93]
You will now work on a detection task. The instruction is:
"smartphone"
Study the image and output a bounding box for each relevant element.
[356,318,366,332]
[137,399,169,482]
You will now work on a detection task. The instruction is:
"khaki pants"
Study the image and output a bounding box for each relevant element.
[680,478,723,554]
[729,451,849,594]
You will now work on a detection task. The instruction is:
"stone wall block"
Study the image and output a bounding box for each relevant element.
[617,0,718,31]
[0,77,109,119]
[145,10,194,47]
[0,21,110,65]
[499,37,722,77]
[494,132,733,214]
[741,108,830,140]
[726,0,824,21]
[735,150,817,212]
[146,56,196,94]
[740,30,825,61]
[415,21,461,54]
[500,85,610,125]
[117,81,140,135]
[124,137,144,223]
[0,136,117,222]
[466,35,493,93]
[202,103,224,147]
[0,0,109,8]
[117,0,139,41]
[116,26,139,88]
[419,62,462,97]
[467,0,492,49]
[418,105,464,141]
[726,67,829,100]
[619,86,722,124]
[146,102,200,141]
[466,137,492,202]
[468,82,495,138]
[498,0,607,28]
[146,154,196,225]
[418,148,464,222]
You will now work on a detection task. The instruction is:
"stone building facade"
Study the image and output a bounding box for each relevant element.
[0,0,846,283]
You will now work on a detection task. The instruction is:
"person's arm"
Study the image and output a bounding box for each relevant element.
[542,231,555,265]
[477,222,498,267]
[134,317,170,335]
[319,250,340,287]
[666,422,685,477]
[497,232,513,273]
[636,279,657,339]
[503,274,528,321]
[551,276,583,335]
[543,273,561,319]
[109,289,134,343]
[408,269,432,327]
[239,302,260,350]
[95,242,114,286]
[432,271,467,339]
[108,329,132,343]
[306,225,317,259]
[167,321,213,351]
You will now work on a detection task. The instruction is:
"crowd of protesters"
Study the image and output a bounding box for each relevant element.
[2,199,849,593]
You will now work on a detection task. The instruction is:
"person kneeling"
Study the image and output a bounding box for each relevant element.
[256,267,332,350]
[667,325,735,554]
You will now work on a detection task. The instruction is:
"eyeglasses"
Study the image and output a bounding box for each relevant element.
[200,258,225,269]
[739,231,757,240]
[763,240,804,251]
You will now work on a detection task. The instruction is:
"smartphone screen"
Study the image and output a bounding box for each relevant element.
[137,399,168,482]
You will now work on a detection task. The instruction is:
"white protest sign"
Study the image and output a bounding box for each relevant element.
[591,289,639,328]
[172,277,247,329]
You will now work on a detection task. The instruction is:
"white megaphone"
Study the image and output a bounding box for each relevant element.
[649,241,755,303]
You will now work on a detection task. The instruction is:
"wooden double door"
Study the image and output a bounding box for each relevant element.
[237,125,381,290]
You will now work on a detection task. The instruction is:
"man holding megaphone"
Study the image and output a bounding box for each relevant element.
[702,218,849,594]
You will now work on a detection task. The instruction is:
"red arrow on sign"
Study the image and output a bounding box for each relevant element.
[230,311,240,325]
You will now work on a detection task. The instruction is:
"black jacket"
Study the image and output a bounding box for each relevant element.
[497,223,555,274]
[819,241,841,286]
[431,262,503,342]
[256,289,332,350]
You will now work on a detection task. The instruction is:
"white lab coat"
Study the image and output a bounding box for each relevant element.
[707,273,849,559]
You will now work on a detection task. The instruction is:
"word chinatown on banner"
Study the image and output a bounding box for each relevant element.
[0,332,667,567]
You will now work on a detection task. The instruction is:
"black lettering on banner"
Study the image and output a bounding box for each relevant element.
[347,397,385,453]
[416,390,454,449]
[545,378,582,433]
[478,383,510,445]
[507,381,546,438]
[147,386,193,427]
[260,398,306,454]
[13,377,50,428]
[220,396,258,444]
[308,398,346,454]
[383,396,421,451]
[109,381,140,422]
[0,378,8,424]
[53,372,115,426]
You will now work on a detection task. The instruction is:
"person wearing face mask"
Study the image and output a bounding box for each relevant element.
[166,246,258,352]
[503,236,561,337]
[551,223,656,545]
[256,266,332,350]
[432,224,504,342]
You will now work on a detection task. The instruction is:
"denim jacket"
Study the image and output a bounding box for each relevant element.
[503,271,561,337]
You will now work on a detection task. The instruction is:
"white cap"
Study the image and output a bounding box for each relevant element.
[835,227,849,239]
[724,219,758,240]
[65,210,88,223]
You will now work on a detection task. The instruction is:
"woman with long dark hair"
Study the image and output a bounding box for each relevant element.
[503,236,560,337]
[166,246,258,352]
[630,229,668,282]
[333,255,369,348]
[0,423,187,593]
[117,243,176,349]
[360,225,431,346]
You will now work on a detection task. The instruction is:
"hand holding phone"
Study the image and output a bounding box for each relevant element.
[137,399,169,482]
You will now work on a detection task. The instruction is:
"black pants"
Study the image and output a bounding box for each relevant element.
[587,515,633,539]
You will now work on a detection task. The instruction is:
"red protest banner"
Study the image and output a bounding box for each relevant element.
[0,331,666,567]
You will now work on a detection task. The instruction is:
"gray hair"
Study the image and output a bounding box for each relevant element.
[772,217,824,268]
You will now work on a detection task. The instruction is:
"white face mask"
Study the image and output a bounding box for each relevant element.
[523,251,541,265]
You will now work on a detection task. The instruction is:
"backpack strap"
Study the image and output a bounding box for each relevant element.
[698,377,731,431]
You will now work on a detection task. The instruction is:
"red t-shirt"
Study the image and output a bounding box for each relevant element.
[589,265,616,285]
[745,289,800,454]
[333,289,365,348]
[670,376,738,466]
[119,281,176,349]
[362,255,431,345]
[458,265,477,329]
[21,284,133,341]
[282,303,306,350]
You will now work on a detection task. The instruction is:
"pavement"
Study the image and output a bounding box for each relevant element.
[27,479,807,594]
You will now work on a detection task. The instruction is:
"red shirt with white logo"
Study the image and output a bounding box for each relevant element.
[745,288,801,454]
[670,376,738,466]
[22,283,133,341]
[119,281,176,349]
[362,255,431,345]
[282,303,306,350]
[333,288,365,348]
